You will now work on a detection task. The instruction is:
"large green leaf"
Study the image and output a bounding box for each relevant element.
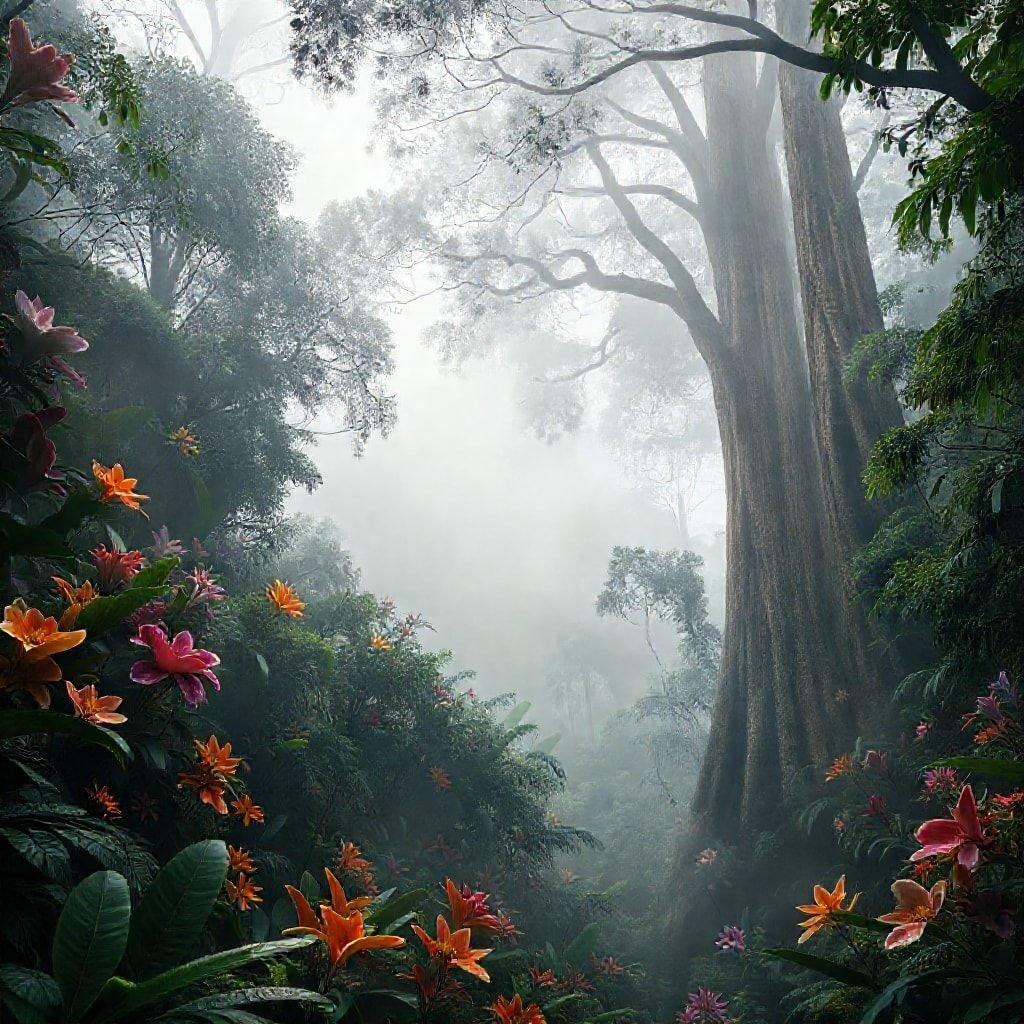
[564,922,601,967]
[0,710,131,765]
[127,840,229,979]
[0,513,73,560]
[52,871,131,1021]
[163,987,331,1016]
[0,964,63,1024]
[859,971,952,1024]
[762,948,878,989]
[40,491,106,537]
[0,826,71,882]
[929,757,1024,782]
[76,557,179,636]
[364,888,428,933]
[89,938,316,1023]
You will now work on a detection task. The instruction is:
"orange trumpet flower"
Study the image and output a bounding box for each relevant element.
[92,461,148,510]
[796,875,859,944]
[266,579,304,617]
[492,993,546,1024]
[412,914,492,981]
[66,681,126,725]
[225,872,263,911]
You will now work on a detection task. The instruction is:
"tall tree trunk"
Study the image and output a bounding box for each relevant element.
[685,40,881,832]
[776,0,905,560]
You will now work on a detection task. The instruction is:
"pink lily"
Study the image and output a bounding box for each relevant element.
[878,879,946,950]
[12,291,88,387]
[129,624,221,707]
[911,785,986,870]
[2,18,78,109]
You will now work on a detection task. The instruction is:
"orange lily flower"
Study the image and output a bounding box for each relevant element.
[283,867,374,933]
[878,879,946,950]
[412,914,492,981]
[2,601,85,658]
[492,993,546,1024]
[430,766,452,791]
[0,647,62,707]
[66,681,126,725]
[336,840,371,873]
[225,871,263,911]
[796,875,859,944]
[194,735,242,778]
[369,633,391,651]
[53,577,98,627]
[285,905,404,968]
[231,794,265,826]
[228,845,254,874]
[169,426,199,456]
[177,769,228,814]
[92,461,149,510]
[266,579,304,617]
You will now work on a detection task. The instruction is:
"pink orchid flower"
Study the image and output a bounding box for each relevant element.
[2,19,78,109]
[12,291,89,387]
[129,624,221,707]
[911,784,986,870]
[878,879,946,950]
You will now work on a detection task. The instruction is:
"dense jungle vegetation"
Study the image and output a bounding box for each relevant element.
[1,1,1023,1023]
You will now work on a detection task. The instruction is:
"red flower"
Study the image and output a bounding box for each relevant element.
[90,545,143,590]
[1,20,77,108]
[912,785,986,870]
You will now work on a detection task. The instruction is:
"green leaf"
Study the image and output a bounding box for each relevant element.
[962,989,1024,1023]
[501,701,532,730]
[0,964,63,1024]
[364,888,428,933]
[52,871,131,1021]
[127,840,229,979]
[89,939,316,1023]
[166,987,330,1015]
[0,710,131,765]
[761,949,878,989]
[564,922,600,967]
[0,826,71,882]
[0,513,73,560]
[75,557,178,636]
[860,971,950,1024]
[929,757,1024,782]
[583,1012,634,1024]
[298,871,320,908]
[40,493,106,536]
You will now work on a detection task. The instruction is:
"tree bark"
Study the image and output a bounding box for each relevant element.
[776,0,905,561]
[685,38,875,832]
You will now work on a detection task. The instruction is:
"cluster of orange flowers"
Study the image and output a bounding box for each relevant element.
[177,735,263,825]
[224,845,262,911]
[336,840,378,895]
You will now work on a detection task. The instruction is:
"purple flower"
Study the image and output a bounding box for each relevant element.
[150,525,184,558]
[6,406,66,494]
[975,694,1005,721]
[680,989,730,1024]
[969,892,1015,940]
[715,926,745,953]
[992,671,1019,707]
[185,565,225,608]
[923,767,959,795]
[129,624,221,707]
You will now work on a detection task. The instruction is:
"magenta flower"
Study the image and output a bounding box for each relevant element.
[1,19,78,109]
[6,406,66,494]
[12,291,88,387]
[862,794,887,818]
[185,566,226,608]
[914,721,932,742]
[680,988,730,1024]
[911,785,986,870]
[715,926,745,953]
[922,767,958,795]
[129,624,221,706]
